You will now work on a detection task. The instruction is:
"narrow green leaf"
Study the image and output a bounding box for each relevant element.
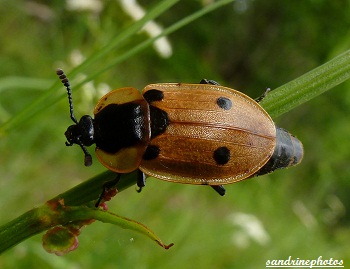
[91,209,174,249]
[0,198,173,254]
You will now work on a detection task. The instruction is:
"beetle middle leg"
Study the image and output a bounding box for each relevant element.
[255,88,271,103]
[95,173,121,207]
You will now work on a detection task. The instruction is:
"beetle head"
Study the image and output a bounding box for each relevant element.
[65,115,95,147]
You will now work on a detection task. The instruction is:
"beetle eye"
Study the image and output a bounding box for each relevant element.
[65,125,77,144]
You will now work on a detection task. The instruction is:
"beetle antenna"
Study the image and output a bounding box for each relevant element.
[57,68,93,166]
[56,68,78,124]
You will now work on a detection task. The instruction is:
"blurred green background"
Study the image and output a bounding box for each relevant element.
[0,0,349,268]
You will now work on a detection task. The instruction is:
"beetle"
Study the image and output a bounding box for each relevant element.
[57,69,303,198]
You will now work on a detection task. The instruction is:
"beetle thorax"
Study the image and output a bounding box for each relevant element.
[93,102,151,154]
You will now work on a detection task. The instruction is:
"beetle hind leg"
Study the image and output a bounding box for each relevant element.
[201,79,270,104]
[255,88,271,103]
[95,173,121,207]
[211,185,226,196]
[200,79,221,86]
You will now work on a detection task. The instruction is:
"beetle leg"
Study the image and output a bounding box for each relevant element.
[136,169,146,193]
[200,79,221,86]
[211,185,226,196]
[95,173,121,207]
[255,88,271,103]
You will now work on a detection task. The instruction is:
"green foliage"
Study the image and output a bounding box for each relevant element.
[0,0,349,268]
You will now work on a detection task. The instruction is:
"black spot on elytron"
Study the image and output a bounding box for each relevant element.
[150,106,169,139]
[216,97,232,110]
[143,145,160,160]
[213,146,230,165]
[143,89,164,103]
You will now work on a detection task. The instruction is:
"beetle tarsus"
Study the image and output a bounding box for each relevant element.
[136,187,143,193]
[78,142,92,166]
[211,185,226,196]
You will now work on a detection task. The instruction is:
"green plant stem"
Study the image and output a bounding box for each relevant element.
[0,208,45,253]
[0,171,131,253]
[56,170,138,206]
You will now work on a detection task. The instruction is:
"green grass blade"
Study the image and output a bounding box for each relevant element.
[0,0,179,135]
[69,0,181,77]
[90,0,237,80]
[260,49,350,118]
[0,0,236,136]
